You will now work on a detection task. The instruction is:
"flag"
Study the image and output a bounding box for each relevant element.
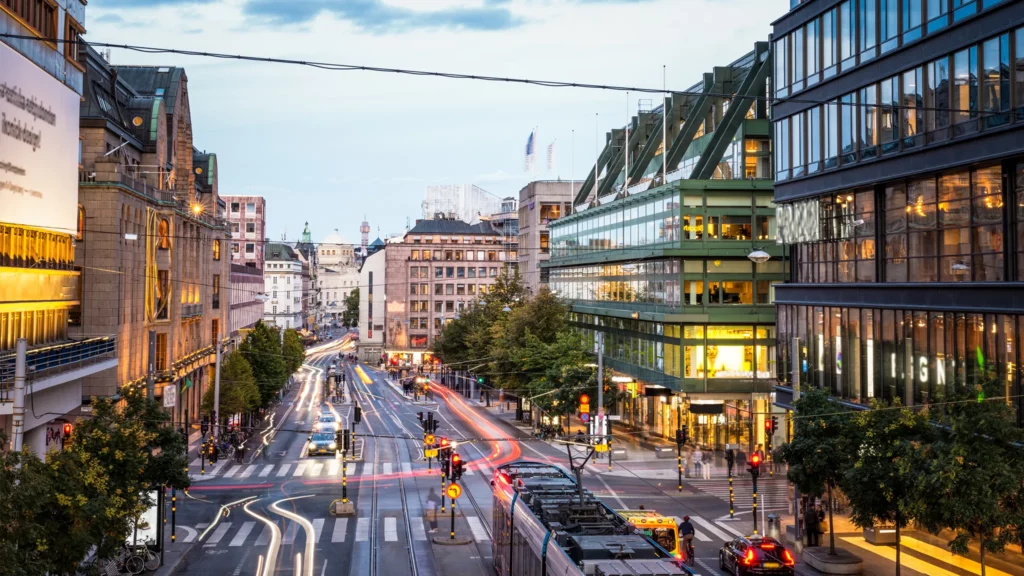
[547,140,556,171]
[524,131,535,172]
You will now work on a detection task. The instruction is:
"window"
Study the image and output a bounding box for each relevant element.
[540,232,550,254]
[212,275,221,309]
[903,0,922,42]
[76,205,84,241]
[246,222,255,234]
[792,113,805,177]
[927,56,950,142]
[952,46,979,136]
[246,202,256,213]
[423,250,432,260]
[981,34,1011,128]
[822,8,838,78]
[479,267,487,277]
[879,75,900,154]
[840,92,857,164]
[155,333,168,370]
[65,13,84,63]
[860,0,877,60]
[435,267,443,279]
[825,101,839,168]
[446,266,455,278]
[434,301,443,313]
[927,0,949,32]
[860,84,878,159]
[775,117,790,181]
[775,34,789,97]
[6,0,57,42]
[213,239,221,260]
[839,1,855,68]
[792,28,804,92]
[468,267,476,278]
[807,19,819,86]
[444,251,453,261]
[231,223,240,236]
[158,218,171,249]
[457,267,465,278]
[446,284,454,295]
[245,243,255,254]
[411,250,420,261]
[489,267,498,277]
[880,0,899,52]
[231,202,240,213]
[457,284,466,295]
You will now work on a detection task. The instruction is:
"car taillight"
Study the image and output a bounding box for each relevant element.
[742,549,756,566]
[760,543,776,550]
[782,548,795,566]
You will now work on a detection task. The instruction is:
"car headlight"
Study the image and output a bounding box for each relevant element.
[329,442,337,450]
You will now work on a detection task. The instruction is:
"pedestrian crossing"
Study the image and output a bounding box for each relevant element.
[179,514,490,547]
[188,457,495,482]
[685,478,790,508]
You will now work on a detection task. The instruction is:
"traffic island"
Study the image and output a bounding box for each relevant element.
[329,499,356,516]
[801,546,864,575]
[431,536,473,545]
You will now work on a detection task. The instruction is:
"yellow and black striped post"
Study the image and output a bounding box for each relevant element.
[729,474,735,518]
[171,489,177,542]
[752,478,759,535]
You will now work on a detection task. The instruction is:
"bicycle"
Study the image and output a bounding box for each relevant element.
[683,535,695,567]
[113,544,145,575]
[135,545,160,572]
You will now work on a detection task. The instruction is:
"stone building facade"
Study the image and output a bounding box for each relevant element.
[383,218,508,367]
[75,46,230,429]
[516,181,575,294]
[222,195,266,270]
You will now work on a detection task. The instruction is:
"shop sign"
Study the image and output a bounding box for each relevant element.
[776,199,820,244]
[163,384,177,408]
[0,42,81,233]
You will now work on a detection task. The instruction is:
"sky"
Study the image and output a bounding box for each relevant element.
[87,0,788,244]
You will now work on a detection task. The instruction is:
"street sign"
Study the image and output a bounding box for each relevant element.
[425,448,439,458]
[163,384,177,408]
[608,414,622,421]
[595,444,609,452]
[425,434,436,445]
[580,412,590,423]
[446,483,462,500]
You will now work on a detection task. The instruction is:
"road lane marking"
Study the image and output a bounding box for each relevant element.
[229,522,256,546]
[346,463,357,475]
[328,461,340,475]
[690,516,729,542]
[269,496,315,576]
[221,465,241,479]
[244,500,280,576]
[716,521,746,538]
[276,464,291,477]
[282,523,297,545]
[841,537,958,576]
[311,519,324,543]
[293,463,307,476]
[355,518,370,542]
[476,461,493,479]
[310,463,324,477]
[361,463,373,476]
[401,462,412,474]
[901,536,1015,576]
[384,517,398,542]
[410,517,426,541]
[331,518,347,543]
[259,465,274,477]
[382,463,392,475]
[255,525,271,546]
[466,516,489,542]
[239,465,257,479]
[177,525,198,543]
[204,522,233,546]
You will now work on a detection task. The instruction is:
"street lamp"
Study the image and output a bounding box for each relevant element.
[501,305,512,313]
[747,248,771,264]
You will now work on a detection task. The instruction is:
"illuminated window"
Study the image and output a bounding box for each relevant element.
[212,239,221,260]
[76,205,85,241]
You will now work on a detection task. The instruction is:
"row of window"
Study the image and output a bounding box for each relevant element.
[777,304,1023,421]
[228,201,260,214]
[409,282,492,297]
[776,27,1024,181]
[550,193,777,258]
[792,164,1024,283]
[410,265,501,279]
[775,0,1011,98]
[407,235,503,245]
[408,249,506,262]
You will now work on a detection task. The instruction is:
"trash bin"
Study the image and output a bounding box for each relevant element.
[767,513,781,540]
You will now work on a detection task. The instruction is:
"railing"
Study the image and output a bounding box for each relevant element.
[79,170,176,203]
[182,303,203,318]
[0,336,117,401]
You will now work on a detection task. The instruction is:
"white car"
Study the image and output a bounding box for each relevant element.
[315,414,340,432]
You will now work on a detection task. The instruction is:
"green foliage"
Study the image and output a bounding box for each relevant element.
[240,321,288,407]
[341,287,360,328]
[916,374,1024,569]
[0,393,190,574]
[202,351,260,418]
[779,388,855,554]
[282,329,306,375]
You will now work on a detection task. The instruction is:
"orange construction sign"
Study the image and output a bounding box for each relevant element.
[446,483,462,500]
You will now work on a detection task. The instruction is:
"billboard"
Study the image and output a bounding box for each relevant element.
[0,42,80,233]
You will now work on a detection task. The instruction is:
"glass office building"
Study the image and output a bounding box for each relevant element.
[547,42,786,449]
[771,0,1024,426]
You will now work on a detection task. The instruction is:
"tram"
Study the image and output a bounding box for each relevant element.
[490,461,694,576]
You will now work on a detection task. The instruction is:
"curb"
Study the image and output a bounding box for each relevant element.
[432,537,473,546]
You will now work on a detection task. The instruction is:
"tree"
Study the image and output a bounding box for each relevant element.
[778,388,855,554]
[916,373,1024,575]
[240,321,288,407]
[282,329,306,376]
[341,288,359,328]
[202,351,260,419]
[843,398,932,576]
[490,286,568,391]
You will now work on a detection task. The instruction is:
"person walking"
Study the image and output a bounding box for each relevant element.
[806,503,821,546]
[701,447,712,479]
[692,446,704,479]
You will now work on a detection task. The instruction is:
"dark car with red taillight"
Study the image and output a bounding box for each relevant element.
[719,535,795,575]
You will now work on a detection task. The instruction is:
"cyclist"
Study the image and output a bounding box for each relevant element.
[679,515,696,563]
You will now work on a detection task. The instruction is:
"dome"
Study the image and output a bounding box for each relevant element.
[320,228,352,246]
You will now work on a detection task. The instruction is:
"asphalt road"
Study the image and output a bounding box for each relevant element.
[167,344,790,576]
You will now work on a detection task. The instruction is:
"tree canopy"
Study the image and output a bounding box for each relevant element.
[240,321,289,407]
[341,288,359,328]
[202,350,260,418]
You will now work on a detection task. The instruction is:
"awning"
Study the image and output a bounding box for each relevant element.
[688,403,724,414]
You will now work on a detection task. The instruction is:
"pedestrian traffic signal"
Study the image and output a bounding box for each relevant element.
[354,405,362,424]
[477,376,484,384]
[748,453,761,479]
[62,422,73,440]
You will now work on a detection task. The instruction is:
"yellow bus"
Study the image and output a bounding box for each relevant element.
[616,509,680,557]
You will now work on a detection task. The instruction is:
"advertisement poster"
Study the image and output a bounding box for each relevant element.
[0,42,80,233]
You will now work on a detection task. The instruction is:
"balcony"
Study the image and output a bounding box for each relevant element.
[0,337,118,410]
[182,303,203,318]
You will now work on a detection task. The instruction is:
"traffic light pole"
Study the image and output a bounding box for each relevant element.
[751,474,759,536]
[342,443,348,503]
[450,497,456,540]
[677,433,683,493]
[729,474,735,519]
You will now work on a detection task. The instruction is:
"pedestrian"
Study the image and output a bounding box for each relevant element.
[426,487,441,533]
[692,446,704,478]
[816,504,828,545]
[805,504,820,547]
[701,447,712,479]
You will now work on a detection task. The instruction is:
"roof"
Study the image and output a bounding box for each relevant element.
[369,237,385,247]
[321,229,353,246]
[407,219,496,236]
[113,65,186,112]
[266,242,299,262]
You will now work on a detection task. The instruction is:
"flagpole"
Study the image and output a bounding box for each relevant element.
[594,113,599,203]
[571,129,575,200]
[662,65,668,186]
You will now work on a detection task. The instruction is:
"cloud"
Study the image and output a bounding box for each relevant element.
[243,0,520,32]
[93,13,152,27]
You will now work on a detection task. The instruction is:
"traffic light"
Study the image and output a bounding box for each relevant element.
[354,405,362,424]
[451,453,464,480]
[343,430,352,451]
[201,421,209,437]
[771,416,779,433]
[579,393,591,416]
[209,442,218,464]
[418,412,424,422]
[748,452,761,479]
[477,376,484,384]
[676,427,689,446]
[62,422,73,441]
